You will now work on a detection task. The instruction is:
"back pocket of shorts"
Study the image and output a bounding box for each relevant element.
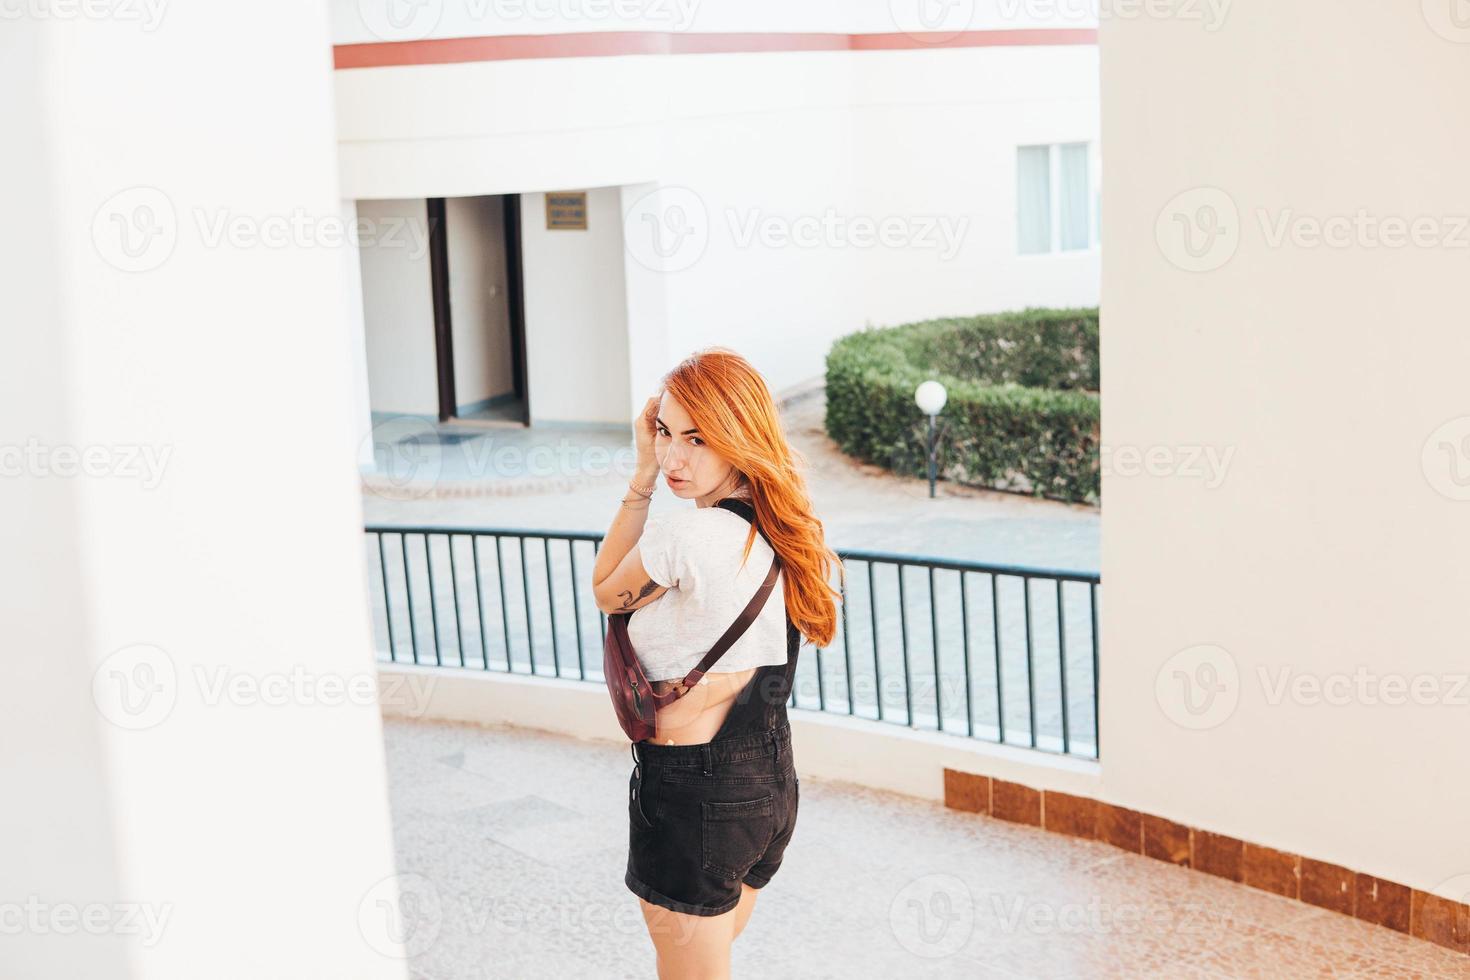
[701,796,775,880]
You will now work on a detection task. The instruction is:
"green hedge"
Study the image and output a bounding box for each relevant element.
[824,308,1100,504]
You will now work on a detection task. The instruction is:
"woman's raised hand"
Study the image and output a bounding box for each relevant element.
[635,394,661,472]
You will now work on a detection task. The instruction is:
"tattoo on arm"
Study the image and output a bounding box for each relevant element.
[617,579,660,610]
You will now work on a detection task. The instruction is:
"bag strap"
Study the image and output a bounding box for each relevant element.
[655,495,781,699]
[658,553,780,699]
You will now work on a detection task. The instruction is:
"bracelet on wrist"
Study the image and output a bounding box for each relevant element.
[628,477,656,498]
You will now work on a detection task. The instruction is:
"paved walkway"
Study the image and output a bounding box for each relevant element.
[379,717,1466,978]
[361,385,1100,573]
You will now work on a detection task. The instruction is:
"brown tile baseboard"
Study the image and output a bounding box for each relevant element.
[1194,829,1245,883]
[1242,843,1299,899]
[992,778,1041,826]
[942,768,1469,958]
[1095,802,1142,852]
[1141,812,1190,867]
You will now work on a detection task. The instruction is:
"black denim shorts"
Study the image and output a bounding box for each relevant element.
[624,724,800,917]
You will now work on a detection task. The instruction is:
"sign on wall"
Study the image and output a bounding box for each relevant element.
[545,192,588,230]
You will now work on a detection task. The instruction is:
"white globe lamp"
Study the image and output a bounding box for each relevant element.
[914,380,947,498]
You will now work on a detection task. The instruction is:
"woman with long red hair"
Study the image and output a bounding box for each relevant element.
[592,348,842,978]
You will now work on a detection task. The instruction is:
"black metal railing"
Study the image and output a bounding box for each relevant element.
[365,525,1101,759]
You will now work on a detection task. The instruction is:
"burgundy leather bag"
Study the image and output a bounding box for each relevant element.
[603,520,781,743]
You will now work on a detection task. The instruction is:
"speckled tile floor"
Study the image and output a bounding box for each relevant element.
[380,718,1468,979]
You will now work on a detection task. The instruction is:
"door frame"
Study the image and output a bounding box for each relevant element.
[503,194,530,425]
[427,197,456,423]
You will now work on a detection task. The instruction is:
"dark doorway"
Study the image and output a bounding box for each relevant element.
[426,194,529,425]
[502,194,529,424]
[428,197,455,422]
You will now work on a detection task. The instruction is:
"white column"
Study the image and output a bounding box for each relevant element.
[0,7,407,979]
[341,197,378,471]
[621,182,676,422]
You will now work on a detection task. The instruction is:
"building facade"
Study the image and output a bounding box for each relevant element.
[330,0,1101,448]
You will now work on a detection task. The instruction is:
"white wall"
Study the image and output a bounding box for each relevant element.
[851,48,1101,323]
[446,195,514,410]
[1,4,406,978]
[332,27,1100,414]
[1101,4,1470,895]
[340,198,377,467]
[358,198,437,415]
[621,182,677,422]
[521,187,632,424]
[1,22,127,978]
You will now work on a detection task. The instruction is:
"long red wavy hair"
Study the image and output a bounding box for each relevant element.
[660,348,843,647]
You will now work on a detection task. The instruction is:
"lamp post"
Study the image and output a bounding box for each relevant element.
[914,380,947,499]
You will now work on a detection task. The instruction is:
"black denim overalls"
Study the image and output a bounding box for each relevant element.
[623,497,802,917]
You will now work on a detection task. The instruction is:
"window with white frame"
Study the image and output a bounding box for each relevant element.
[1017,142,1099,255]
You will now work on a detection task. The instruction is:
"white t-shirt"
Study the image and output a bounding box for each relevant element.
[628,501,789,682]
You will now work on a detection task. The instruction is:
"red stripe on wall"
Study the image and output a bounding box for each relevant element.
[333,28,1097,70]
[667,31,855,56]
[848,28,1098,50]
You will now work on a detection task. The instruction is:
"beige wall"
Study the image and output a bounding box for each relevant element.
[1101,3,1470,895]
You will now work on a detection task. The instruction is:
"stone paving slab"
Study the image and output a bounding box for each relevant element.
[380,718,1466,979]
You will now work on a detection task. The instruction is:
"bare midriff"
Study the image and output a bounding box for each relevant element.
[647,666,759,745]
